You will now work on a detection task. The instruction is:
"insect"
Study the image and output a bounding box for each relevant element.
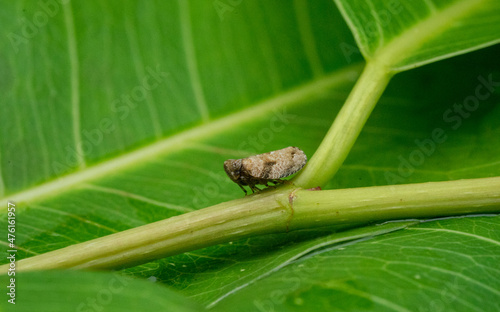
[223,146,307,194]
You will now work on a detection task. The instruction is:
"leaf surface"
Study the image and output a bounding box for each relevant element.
[210,216,500,312]
[0,270,202,312]
[334,0,500,70]
[0,0,499,311]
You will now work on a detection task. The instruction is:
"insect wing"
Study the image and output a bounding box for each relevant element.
[242,147,306,180]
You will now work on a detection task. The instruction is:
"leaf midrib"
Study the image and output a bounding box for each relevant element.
[1,64,362,210]
[379,0,488,71]
[336,0,492,71]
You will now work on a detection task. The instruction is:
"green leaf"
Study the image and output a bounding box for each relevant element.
[0,270,202,312]
[334,0,500,71]
[134,221,419,307]
[293,0,500,186]
[209,216,500,312]
[1,0,499,311]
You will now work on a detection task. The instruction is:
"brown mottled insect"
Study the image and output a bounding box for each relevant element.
[224,146,307,194]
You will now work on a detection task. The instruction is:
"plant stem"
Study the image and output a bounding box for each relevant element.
[293,61,393,188]
[5,177,500,272]
[289,177,500,230]
[7,190,291,271]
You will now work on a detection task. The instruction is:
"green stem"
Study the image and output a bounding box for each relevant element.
[5,177,500,272]
[290,177,500,229]
[293,61,393,188]
[7,190,291,271]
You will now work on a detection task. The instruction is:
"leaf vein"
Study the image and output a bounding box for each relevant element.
[178,0,210,123]
[33,204,119,234]
[388,260,500,296]
[124,15,163,139]
[293,0,324,78]
[62,1,85,168]
[83,184,194,213]
[407,227,500,246]
[0,241,38,256]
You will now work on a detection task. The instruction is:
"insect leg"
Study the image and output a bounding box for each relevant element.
[270,179,285,185]
[237,184,248,195]
[249,184,262,193]
[265,180,278,190]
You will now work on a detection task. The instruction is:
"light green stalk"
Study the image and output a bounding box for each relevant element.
[293,62,393,188]
[4,176,499,272]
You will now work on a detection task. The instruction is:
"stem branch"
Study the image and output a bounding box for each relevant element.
[6,177,500,272]
[294,61,393,188]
